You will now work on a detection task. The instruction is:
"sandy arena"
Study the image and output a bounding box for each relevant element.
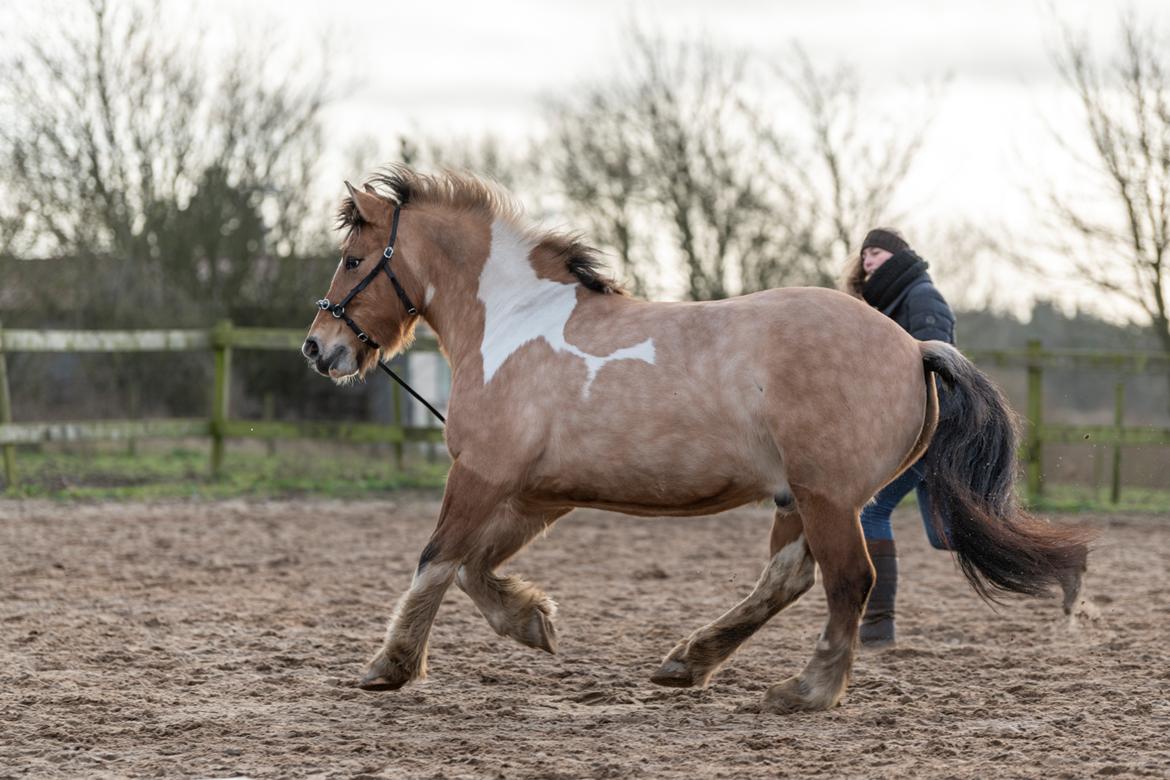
[1,497,1167,778]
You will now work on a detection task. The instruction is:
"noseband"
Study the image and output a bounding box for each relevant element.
[313,205,446,424]
[316,206,417,350]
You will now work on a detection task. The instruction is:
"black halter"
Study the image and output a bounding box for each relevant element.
[316,206,417,348]
[314,206,446,424]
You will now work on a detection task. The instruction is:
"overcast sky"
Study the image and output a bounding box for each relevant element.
[7,0,1167,320]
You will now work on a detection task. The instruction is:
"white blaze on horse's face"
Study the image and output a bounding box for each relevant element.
[477,221,655,397]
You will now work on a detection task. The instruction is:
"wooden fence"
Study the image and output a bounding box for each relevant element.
[966,340,1170,501]
[0,320,443,488]
[1,323,1168,501]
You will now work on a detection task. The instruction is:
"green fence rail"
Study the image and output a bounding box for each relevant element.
[965,339,1170,502]
[0,325,1167,501]
[0,320,444,488]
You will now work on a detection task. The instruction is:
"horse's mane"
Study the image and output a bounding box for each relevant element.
[337,165,626,296]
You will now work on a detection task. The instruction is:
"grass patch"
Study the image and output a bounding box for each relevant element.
[1029,483,1170,513]
[4,441,1169,512]
[1,440,449,500]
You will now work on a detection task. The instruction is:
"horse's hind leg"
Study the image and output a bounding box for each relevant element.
[455,503,570,653]
[763,490,873,713]
[650,509,815,688]
[358,463,508,691]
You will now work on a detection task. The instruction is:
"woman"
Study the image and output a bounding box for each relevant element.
[844,227,956,648]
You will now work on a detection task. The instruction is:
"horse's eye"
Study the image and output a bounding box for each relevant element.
[344,256,362,271]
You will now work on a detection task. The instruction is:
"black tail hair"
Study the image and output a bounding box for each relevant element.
[920,342,1092,603]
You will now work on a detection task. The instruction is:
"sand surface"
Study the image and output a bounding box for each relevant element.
[1,498,1167,778]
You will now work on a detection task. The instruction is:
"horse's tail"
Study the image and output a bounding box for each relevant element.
[918,341,1092,602]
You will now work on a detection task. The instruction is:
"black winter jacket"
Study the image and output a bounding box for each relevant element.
[888,275,954,343]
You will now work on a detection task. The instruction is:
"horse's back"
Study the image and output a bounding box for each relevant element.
[520,286,927,513]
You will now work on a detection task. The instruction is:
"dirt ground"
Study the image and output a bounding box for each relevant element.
[1,497,1168,779]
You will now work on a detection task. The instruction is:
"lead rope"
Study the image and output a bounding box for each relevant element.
[377,361,446,425]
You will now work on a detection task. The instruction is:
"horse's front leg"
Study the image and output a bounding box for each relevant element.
[358,462,508,691]
[455,503,570,654]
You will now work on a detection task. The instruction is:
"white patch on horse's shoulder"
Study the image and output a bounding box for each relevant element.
[424,284,436,307]
[477,220,654,395]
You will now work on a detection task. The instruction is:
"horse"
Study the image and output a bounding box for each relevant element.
[301,166,1091,713]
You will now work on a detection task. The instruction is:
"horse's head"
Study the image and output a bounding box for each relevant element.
[302,183,421,382]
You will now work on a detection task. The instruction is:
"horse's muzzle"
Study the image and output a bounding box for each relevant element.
[304,339,354,378]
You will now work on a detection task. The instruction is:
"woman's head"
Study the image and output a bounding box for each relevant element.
[861,246,893,276]
[843,227,910,296]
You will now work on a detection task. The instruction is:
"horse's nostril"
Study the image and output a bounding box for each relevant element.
[302,337,320,359]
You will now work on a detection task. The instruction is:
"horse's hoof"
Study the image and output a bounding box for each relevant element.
[357,674,409,692]
[649,658,696,688]
[524,607,558,654]
[762,676,833,713]
[357,654,415,691]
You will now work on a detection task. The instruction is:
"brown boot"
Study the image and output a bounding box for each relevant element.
[861,538,897,648]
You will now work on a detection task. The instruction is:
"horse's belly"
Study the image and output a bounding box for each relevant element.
[526,476,767,516]
[525,420,778,514]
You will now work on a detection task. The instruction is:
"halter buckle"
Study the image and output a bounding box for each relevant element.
[383,246,395,260]
[357,332,369,343]
[316,298,330,311]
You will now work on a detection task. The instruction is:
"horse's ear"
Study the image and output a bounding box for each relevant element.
[344,181,387,224]
[363,183,378,195]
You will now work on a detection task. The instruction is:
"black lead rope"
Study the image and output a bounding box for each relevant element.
[377,361,446,424]
[316,205,446,426]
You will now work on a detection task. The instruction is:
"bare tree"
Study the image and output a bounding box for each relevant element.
[1050,14,1170,408]
[543,92,653,296]
[544,29,935,300]
[546,29,786,300]
[911,219,1011,313]
[0,0,331,327]
[756,47,934,287]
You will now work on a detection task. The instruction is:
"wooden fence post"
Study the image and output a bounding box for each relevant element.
[127,382,140,457]
[210,320,233,479]
[1111,381,1124,504]
[263,392,276,456]
[1025,339,1044,501]
[0,320,16,490]
[391,359,405,473]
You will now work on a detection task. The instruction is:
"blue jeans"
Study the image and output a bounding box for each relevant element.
[860,460,951,550]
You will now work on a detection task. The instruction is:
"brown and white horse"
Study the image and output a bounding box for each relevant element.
[302,167,1090,712]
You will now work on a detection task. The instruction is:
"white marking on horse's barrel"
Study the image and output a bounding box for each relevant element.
[477,220,655,396]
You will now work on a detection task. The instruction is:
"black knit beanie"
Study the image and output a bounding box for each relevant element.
[861,228,910,256]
